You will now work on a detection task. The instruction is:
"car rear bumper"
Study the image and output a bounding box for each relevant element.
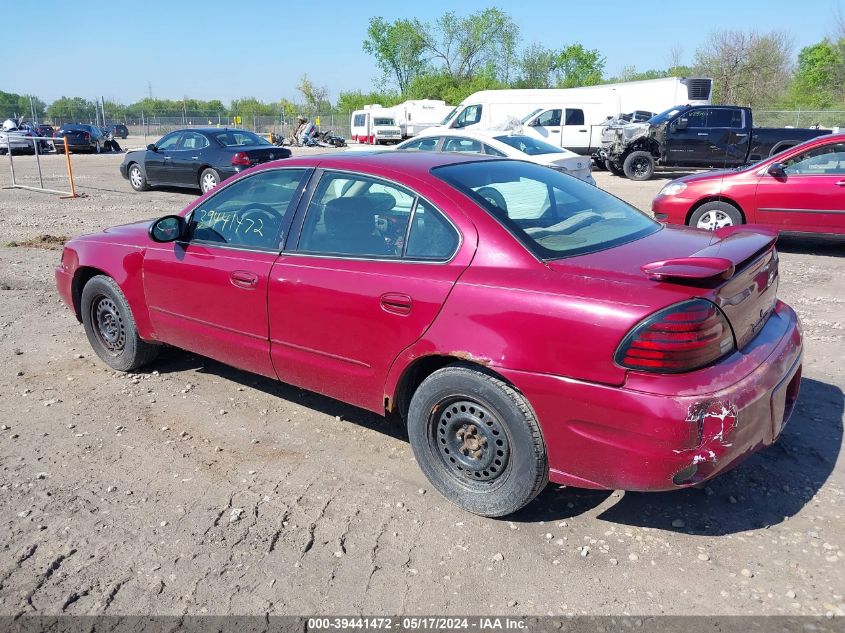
[500,300,803,491]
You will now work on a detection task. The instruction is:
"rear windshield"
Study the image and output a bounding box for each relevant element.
[433,160,658,259]
[494,135,566,155]
[210,130,270,146]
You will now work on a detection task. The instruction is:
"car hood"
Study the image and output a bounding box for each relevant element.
[72,219,154,245]
[668,167,750,186]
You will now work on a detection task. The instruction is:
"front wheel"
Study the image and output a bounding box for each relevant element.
[623,150,655,181]
[689,201,743,230]
[128,163,149,191]
[593,157,607,170]
[607,160,624,176]
[200,168,220,193]
[407,364,548,517]
[81,275,159,371]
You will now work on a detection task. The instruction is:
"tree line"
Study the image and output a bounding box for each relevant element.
[2,8,843,124]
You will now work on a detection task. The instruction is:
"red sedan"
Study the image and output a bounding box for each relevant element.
[652,133,845,234]
[56,152,802,516]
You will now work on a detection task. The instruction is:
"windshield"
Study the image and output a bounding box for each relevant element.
[434,160,658,259]
[494,135,566,156]
[647,107,685,125]
[211,130,270,146]
[440,107,458,125]
[373,118,395,126]
[519,108,543,124]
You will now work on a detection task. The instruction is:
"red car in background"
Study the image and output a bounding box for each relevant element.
[652,133,845,235]
[56,152,802,516]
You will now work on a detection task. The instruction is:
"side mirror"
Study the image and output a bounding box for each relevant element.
[767,162,786,178]
[674,117,688,131]
[146,143,158,151]
[148,215,186,243]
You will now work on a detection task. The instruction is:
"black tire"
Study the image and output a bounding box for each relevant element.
[607,160,624,176]
[407,364,548,517]
[81,275,159,371]
[593,158,607,170]
[199,168,220,193]
[688,200,743,231]
[128,163,149,192]
[622,150,655,181]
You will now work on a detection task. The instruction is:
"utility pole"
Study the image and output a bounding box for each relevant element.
[29,95,37,124]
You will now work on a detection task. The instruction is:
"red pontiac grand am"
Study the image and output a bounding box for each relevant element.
[56,152,802,517]
[653,133,845,234]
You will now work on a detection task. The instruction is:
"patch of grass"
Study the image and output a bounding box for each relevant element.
[5,234,68,250]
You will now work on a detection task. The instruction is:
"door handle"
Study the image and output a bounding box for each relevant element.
[191,155,199,159]
[836,180,845,187]
[380,292,412,315]
[549,128,560,132]
[164,156,172,160]
[734,133,748,137]
[578,129,587,132]
[697,132,709,136]
[230,271,258,289]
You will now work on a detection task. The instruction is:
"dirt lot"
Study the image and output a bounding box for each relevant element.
[0,141,843,616]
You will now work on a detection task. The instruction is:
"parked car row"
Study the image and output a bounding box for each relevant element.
[0,118,129,154]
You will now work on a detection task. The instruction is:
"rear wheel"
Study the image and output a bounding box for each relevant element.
[81,275,159,371]
[689,201,743,230]
[200,168,220,193]
[623,150,655,181]
[128,163,149,191]
[407,364,548,517]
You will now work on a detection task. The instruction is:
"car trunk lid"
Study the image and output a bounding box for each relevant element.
[547,225,779,350]
[232,145,287,166]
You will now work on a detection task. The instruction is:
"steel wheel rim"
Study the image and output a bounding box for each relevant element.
[697,209,734,230]
[632,157,650,177]
[201,173,217,192]
[91,295,126,355]
[129,166,142,189]
[432,398,510,483]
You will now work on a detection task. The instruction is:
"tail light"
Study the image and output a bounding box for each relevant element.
[231,152,251,166]
[615,299,735,373]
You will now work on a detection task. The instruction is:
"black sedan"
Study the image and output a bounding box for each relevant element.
[120,128,291,193]
[109,123,129,139]
[55,124,107,153]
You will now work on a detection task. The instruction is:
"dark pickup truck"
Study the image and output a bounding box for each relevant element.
[598,105,832,180]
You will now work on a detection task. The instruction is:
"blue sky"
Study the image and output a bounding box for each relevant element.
[3,0,841,104]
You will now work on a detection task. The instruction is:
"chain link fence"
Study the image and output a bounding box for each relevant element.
[754,110,845,129]
[116,112,355,142]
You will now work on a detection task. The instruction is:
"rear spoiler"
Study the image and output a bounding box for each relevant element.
[642,226,778,282]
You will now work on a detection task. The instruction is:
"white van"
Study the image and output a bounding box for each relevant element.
[429,77,713,155]
[387,100,454,137]
[350,106,402,145]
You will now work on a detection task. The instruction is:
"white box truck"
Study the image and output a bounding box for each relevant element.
[350,106,403,145]
[386,100,455,137]
[428,77,712,156]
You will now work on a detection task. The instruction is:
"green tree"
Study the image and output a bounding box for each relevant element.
[420,8,520,83]
[336,90,401,113]
[46,96,96,124]
[405,71,507,105]
[363,17,428,92]
[555,44,605,88]
[514,44,561,88]
[694,30,793,106]
[297,74,330,116]
[787,39,844,108]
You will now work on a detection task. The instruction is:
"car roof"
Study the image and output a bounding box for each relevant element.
[272,149,498,179]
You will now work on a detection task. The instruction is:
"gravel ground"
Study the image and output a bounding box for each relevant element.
[0,140,843,616]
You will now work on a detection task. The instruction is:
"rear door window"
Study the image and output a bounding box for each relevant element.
[442,137,484,154]
[564,109,584,126]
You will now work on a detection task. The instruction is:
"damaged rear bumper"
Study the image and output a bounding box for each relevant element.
[500,300,803,491]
